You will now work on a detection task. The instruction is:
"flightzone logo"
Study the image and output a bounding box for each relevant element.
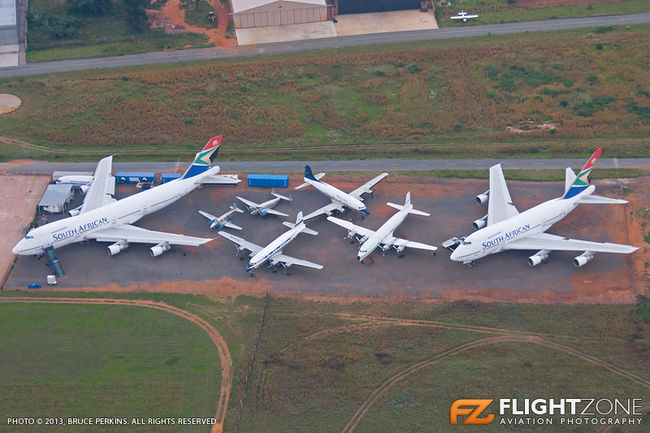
[450,398,644,427]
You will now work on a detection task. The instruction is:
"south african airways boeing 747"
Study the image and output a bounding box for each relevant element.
[447,149,638,267]
[12,136,225,260]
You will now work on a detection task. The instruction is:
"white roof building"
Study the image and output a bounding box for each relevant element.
[231,0,328,28]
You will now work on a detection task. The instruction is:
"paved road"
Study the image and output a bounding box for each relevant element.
[1,13,649,78]
[4,157,650,175]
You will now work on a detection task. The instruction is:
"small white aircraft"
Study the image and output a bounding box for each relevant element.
[328,192,438,262]
[450,10,479,22]
[447,148,638,267]
[218,211,323,275]
[55,174,95,194]
[237,190,292,217]
[13,136,224,261]
[199,203,244,231]
[296,165,388,220]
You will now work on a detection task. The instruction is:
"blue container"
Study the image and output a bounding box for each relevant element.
[161,173,183,183]
[27,283,41,289]
[247,174,289,188]
[114,172,156,184]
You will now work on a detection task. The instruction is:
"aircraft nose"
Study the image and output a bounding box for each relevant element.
[449,248,459,261]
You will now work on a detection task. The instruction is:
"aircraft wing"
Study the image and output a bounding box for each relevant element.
[262,208,289,217]
[236,196,259,209]
[86,224,212,246]
[502,232,638,254]
[386,237,438,251]
[217,231,263,256]
[198,210,217,221]
[349,173,389,200]
[79,156,116,214]
[224,222,242,230]
[273,253,323,270]
[303,202,346,221]
[327,216,375,239]
[487,164,519,226]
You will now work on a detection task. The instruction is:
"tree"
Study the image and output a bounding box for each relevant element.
[68,0,113,15]
[123,0,149,32]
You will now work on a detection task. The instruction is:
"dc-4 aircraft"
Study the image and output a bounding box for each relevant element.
[13,136,224,260]
[447,149,638,267]
[218,212,323,275]
[328,192,438,262]
[237,190,292,217]
[450,10,478,22]
[199,203,244,231]
[296,165,388,220]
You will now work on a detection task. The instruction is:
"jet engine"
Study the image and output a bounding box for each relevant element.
[473,215,488,230]
[573,251,594,268]
[527,250,550,267]
[150,242,171,257]
[395,244,407,256]
[475,190,490,204]
[107,240,129,256]
[345,230,356,243]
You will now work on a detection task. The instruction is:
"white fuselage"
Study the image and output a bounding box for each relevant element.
[450,188,588,263]
[213,209,238,229]
[13,167,219,255]
[358,207,410,261]
[253,197,281,214]
[306,178,367,214]
[248,224,304,271]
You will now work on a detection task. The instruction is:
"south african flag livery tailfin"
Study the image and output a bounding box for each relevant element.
[181,135,222,179]
[562,148,602,199]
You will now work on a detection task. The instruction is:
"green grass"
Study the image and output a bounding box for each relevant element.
[182,0,218,29]
[0,303,220,432]
[436,0,650,27]
[0,291,265,433]
[2,25,649,161]
[238,298,650,432]
[25,0,212,62]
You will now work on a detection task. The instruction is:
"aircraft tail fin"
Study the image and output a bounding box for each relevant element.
[562,148,602,199]
[181,135,222,179]
[386,192,430,216]
[230,203,244,213]
[304,165,317,181]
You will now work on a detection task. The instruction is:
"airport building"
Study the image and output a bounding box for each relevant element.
[231,0,328,29]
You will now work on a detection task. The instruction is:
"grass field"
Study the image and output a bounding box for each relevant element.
[436,0,650,27]
[1,25,649,162]
[1,293,648,432]
[0,292,265,432]
[239,298,650,432]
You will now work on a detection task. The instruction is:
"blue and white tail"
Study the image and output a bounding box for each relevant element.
[562,148,601,199]
[305,165,317,181]
[181,135,222,179]
[282,211,318,235]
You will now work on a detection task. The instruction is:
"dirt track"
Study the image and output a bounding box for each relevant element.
[0,297,232,433]
[340,333,650,433]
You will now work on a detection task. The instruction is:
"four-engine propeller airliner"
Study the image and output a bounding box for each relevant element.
[447,149,638,267]
[328,192,437,262]
[218,212,323,275]
[296,165,388,220]
[12,136,224,259]
[199,203,244,231]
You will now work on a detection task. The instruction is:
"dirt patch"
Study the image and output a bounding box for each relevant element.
[149,0,237,47]
[507,123,558,133]
[0,94,21,115]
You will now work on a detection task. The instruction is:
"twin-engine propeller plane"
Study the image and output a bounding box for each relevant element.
[218,212,323,276]
[13,136,225,262]
[328,192,437,262]
[446,149,638,267]
[236,190,293,217]
[296,165,388,220]
[199,203,244,231]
